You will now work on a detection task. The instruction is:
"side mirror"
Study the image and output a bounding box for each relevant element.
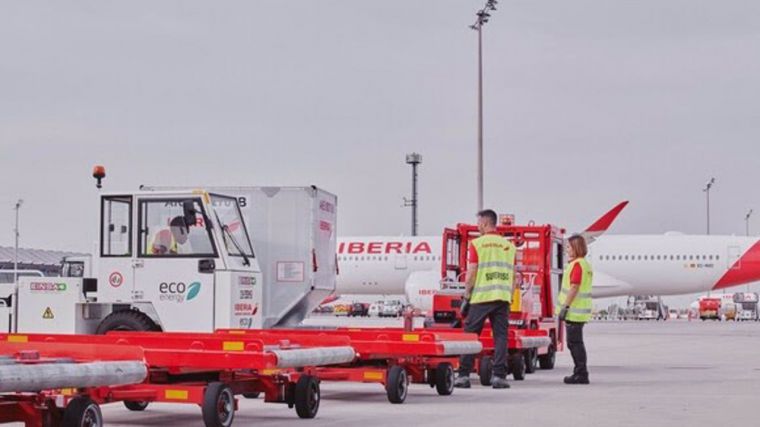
[198,259,216,274]
[182,200,197,228]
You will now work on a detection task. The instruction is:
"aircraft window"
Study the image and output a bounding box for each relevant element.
[656,255,660,260]
[624,255,628,260]
[709,255,713,260]
[637,255,641,260]
[716,255,720,260]
[689,255,693,260]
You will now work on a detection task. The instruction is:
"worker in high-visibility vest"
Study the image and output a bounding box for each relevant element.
[148,216,189,255]
[556,234,593,384]
[454,209,516,390]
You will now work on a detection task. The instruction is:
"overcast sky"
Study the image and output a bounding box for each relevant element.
[1,0,759,255]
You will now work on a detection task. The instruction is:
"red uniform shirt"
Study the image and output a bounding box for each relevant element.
[569,262,583,286]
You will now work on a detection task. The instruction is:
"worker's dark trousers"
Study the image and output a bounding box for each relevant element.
[565,321,588,377]
[458,301,510,379]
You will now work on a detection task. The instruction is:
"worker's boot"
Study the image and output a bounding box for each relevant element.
[563,374,590,385]
[491,376,510,389]
[453,375,471,388]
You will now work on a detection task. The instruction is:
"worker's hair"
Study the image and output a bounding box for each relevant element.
[170,216,186,228]
[477,209,498,227]
[568,234,588,258]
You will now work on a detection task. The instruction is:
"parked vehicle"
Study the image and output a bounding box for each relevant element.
[379,300,404,318]
[699,297,721,320]
[348,303,369,317]
[368,302,383,317]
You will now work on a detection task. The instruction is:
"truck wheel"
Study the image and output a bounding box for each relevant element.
[509,354,526,381]
[478,356,493,386]
[62,396,102,427]
[435,362,454,396]
[524,349,538,374]
[123,400,149,411]
[294,375,320,419]
[96,310,160,334]
[202,382,235,427]
[386,366,408,404]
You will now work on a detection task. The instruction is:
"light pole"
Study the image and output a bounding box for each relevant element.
[13,199,23,290]
[470,0,498,212]
[746,209,754,236]
[703,178,715,235]
[404,153,422,236]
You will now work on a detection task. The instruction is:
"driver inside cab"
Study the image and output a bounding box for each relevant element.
[149,216,189,255]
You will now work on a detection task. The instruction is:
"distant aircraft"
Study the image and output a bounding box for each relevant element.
[335,201,760,311]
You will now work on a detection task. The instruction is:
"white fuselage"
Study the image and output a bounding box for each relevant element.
[336,234,760,310]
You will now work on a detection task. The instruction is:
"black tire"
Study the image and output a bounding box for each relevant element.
[510,353,526,381]
[62,396,102,427]
[294,375,320,419]
[538,347,556,370]
[524,349,538,374]
[96,310,160,334]
[202,382,235,427]
[478,356,493,386]
[123,400,149,411]
[434,362,454,396]
[386,366,408,404]
[242,392,260,399]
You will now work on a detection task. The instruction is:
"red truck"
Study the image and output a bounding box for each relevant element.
[699,297,721,320]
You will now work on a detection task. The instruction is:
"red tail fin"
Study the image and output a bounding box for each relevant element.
[583,201,629,240]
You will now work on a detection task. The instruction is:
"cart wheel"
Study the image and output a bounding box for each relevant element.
[202,382,235,427]
[123,400,149,411]
[62,396,103,427]
[478,356,493,386]
[242,392,260,399]
[435,362,454,396]
[386,366,408,404]
[538,346,556,370]
[294,375,320,419]
[510,354,526,381]
[524,349,538,374]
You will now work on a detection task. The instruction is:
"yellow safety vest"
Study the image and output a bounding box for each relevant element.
[556,257,593,322]
[470,234,516,304]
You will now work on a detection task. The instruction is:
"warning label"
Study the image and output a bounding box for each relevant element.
[42,307,54,319]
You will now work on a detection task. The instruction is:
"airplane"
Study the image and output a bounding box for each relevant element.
[335,201,760,311]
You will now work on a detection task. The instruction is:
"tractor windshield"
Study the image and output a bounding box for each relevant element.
[209,194,255,260]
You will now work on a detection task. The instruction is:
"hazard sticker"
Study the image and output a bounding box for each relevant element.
[109,272,124,288]
[42,307,54,319]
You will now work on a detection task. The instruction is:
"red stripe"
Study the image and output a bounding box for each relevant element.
[713,240,760,290]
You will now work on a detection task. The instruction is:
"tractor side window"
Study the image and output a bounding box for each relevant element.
[139,198,217,258]
[101,196,132,257]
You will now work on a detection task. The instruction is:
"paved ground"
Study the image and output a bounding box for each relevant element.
[12,320,760,427]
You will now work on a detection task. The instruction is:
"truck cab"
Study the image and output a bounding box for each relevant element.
[14,190,263,334]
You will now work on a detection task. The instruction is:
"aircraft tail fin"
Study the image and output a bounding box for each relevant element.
[582,201,629,242]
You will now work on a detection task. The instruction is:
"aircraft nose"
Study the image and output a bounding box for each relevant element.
[713,241,760,290]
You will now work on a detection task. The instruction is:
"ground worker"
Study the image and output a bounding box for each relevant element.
[148,216,189,255]
[556,234,593,384]
[454,209,516,389]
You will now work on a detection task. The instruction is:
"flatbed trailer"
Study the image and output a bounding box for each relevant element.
[429,223,565,384]
[0,331,357,427]
[217,327,483,404]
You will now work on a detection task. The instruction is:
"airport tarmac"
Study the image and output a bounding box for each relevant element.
[18,319,760,427]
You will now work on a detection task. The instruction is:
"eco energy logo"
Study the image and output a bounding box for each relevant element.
[159,281,201,302]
